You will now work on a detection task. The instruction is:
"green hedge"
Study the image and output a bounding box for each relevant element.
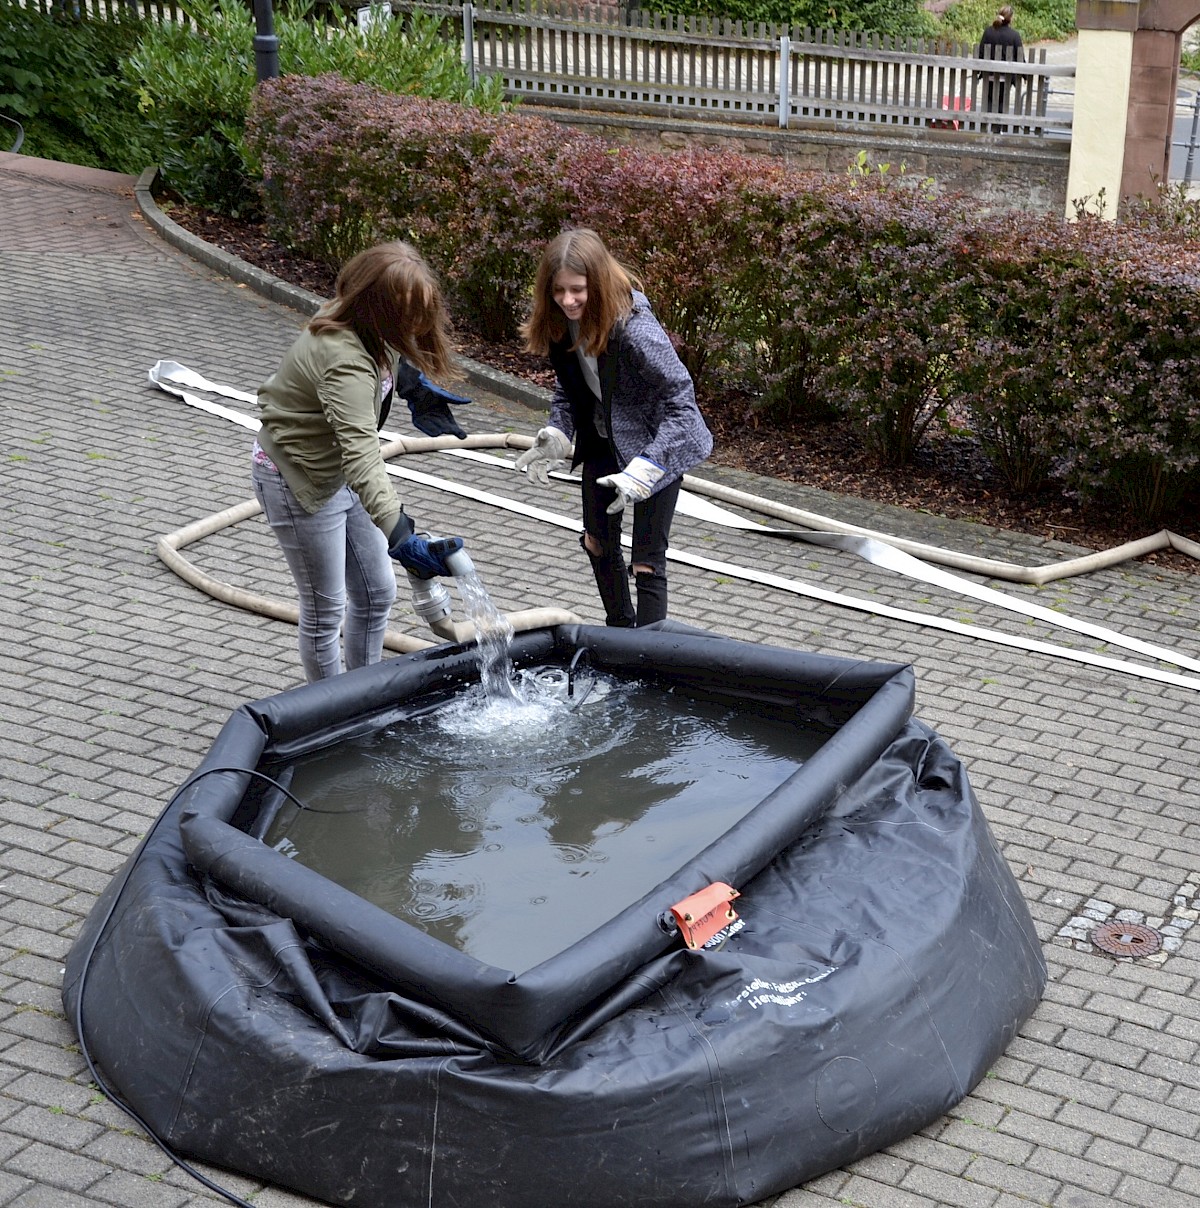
[248,72,1200,523]
[647,0,935,39]
[0,0,153,169]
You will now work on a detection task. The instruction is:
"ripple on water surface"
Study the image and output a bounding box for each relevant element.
[264,668,826,972]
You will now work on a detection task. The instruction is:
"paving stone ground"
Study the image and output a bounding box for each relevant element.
[2,151,1200,1208]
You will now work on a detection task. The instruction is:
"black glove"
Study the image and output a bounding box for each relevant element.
[409,393,468,439]
[388,512,415,548]
[395,361,471,440]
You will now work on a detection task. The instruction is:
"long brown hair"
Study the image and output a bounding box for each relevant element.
[520,228,639,358]
[309,241,458,382]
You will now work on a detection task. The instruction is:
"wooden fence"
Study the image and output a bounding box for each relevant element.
[24,0,185,21]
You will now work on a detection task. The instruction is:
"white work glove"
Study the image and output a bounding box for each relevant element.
[596,456,666,515]
[514,426,571,487]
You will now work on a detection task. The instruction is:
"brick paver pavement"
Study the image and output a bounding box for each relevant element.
[3,150,1200,1208]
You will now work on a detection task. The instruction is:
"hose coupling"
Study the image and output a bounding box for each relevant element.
[406,572,453,624]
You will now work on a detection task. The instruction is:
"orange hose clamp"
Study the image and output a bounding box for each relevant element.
[669,882,741,950]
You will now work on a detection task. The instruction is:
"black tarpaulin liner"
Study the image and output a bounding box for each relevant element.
[62,624,1046,1208]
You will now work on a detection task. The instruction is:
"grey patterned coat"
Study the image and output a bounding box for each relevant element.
[547,290,713,494]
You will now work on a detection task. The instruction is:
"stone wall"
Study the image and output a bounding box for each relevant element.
[526,101,1072,216]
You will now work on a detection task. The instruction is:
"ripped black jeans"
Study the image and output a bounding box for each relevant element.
[580,455,681,627]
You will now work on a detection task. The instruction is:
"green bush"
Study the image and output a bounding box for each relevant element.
[794,182,969,465]
[1055,222,1200,519]
[0,0,153,170]
[249,75,764,371]
[246,74,572,338]
[949,215,1084,494]
[249,76,458,260]
[1121,180,1200,241]
[647,0,935,39]
[247,70,1200,511]
[572,148,758,383]
[724,168,866,423]
[125,0,506,216]
[432,116,621,342]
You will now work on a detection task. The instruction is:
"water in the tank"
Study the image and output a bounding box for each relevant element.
[264,667,828,972]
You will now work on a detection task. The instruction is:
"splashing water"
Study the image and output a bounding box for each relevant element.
[447,567,613,724]
[433,664,616,743]
[452,568,517,700]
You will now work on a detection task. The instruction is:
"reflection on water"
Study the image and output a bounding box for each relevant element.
[264,669,827,972]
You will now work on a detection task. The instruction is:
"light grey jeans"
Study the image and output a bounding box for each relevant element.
[252,458,396,682]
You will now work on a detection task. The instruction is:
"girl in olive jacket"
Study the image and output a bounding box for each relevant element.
[254,241,465,682]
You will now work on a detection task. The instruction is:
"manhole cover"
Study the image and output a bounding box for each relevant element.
[1090,920,1163,958]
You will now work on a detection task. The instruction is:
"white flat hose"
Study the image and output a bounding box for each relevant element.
[426,446,1200,678]
[147,361,1200,691]
[155,362,1200,584]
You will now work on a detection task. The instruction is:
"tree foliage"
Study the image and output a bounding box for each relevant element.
[124,0,506,215]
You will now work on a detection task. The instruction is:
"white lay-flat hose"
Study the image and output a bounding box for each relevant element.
[151,360,1200,585]
[146,361,1200,692]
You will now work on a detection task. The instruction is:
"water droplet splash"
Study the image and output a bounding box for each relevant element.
[447,568,612,719]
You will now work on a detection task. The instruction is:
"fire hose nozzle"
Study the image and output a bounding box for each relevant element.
[404,538,475,626]
[442,546,476,578]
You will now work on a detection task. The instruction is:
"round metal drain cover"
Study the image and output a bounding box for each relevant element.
[1090,921,1163,958]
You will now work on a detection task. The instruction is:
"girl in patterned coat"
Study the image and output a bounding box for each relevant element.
[517,228,712,627]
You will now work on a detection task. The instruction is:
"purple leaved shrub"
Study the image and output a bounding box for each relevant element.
[246,73,1200,521]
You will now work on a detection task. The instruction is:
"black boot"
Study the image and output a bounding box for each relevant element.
[581,533,635,627]
[634,569,668,627]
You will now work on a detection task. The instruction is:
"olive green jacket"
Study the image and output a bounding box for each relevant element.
[256,325,403,537]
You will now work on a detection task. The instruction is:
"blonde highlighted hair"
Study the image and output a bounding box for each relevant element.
[310,241,458,383]
[520,228,640,358]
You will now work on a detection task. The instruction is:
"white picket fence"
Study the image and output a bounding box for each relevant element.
[21,0,1075,138]
[395,0,1073,136]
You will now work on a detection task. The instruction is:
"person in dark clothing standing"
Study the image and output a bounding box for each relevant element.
[516,228,712,629]
[978,5,1024,127]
